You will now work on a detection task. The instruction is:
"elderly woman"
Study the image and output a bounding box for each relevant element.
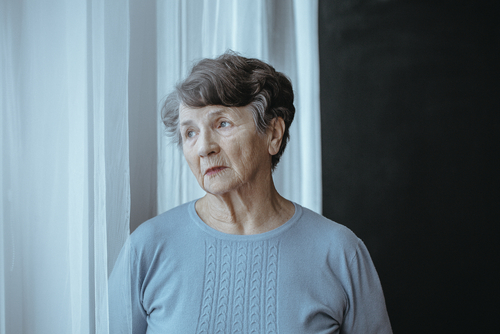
[109,52,392,333]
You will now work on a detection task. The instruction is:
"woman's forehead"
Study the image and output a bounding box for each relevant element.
[179,104,250,123]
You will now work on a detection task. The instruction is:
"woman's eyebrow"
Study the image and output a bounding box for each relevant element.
[180,108,230,127]
[180,119,195,127]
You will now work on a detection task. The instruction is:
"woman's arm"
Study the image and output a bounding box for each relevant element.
[108,239,148,334]
[341,240,393,334]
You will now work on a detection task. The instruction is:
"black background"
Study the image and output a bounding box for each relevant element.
[318,0,498,332]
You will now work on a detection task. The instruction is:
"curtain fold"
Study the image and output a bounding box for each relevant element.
[0,1,130,333]
[1,0,321,332]
[157,0,322,214]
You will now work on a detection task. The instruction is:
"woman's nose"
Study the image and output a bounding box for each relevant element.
[197,130,219,157]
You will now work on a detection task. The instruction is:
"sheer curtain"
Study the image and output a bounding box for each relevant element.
[1,1,130,333]
[1,0,321,333]
[157,0,322,215]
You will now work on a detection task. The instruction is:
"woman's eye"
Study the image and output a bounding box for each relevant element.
[186,130,195,138]
[220,121,230,128]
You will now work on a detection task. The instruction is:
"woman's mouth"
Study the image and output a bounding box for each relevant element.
[205,166,227,176]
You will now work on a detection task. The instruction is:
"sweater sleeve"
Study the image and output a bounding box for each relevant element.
[108,238,148,334]
[340,239,392,334]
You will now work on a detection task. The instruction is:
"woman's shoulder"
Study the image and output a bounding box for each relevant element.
[295,204,362,252]
[129,201,194,246]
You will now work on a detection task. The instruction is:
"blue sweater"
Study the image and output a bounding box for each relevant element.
[109,200,392,333]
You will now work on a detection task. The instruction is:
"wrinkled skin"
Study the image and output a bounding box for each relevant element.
[179,104,294,235]
[180,104,276,196]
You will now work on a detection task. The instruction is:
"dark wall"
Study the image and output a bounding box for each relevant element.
[318,1,498,332]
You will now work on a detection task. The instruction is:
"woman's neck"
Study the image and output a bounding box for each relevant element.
[195,182,295,235]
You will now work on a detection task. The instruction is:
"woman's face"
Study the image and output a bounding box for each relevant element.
[179,104,273,196]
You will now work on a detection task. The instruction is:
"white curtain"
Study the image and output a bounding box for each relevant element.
[0,0,130,333]
[1,0,321,333]
[157,0,322,215]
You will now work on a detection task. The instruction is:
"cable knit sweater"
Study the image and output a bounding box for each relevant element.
[109,200,392,333]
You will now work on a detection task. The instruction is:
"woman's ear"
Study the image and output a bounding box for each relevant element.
[268,117,285,156]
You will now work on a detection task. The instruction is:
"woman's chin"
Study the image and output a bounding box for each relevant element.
[201,180,240,197]
[203,186,233,197]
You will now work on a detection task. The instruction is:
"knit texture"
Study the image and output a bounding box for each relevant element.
[196,240,279,333]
